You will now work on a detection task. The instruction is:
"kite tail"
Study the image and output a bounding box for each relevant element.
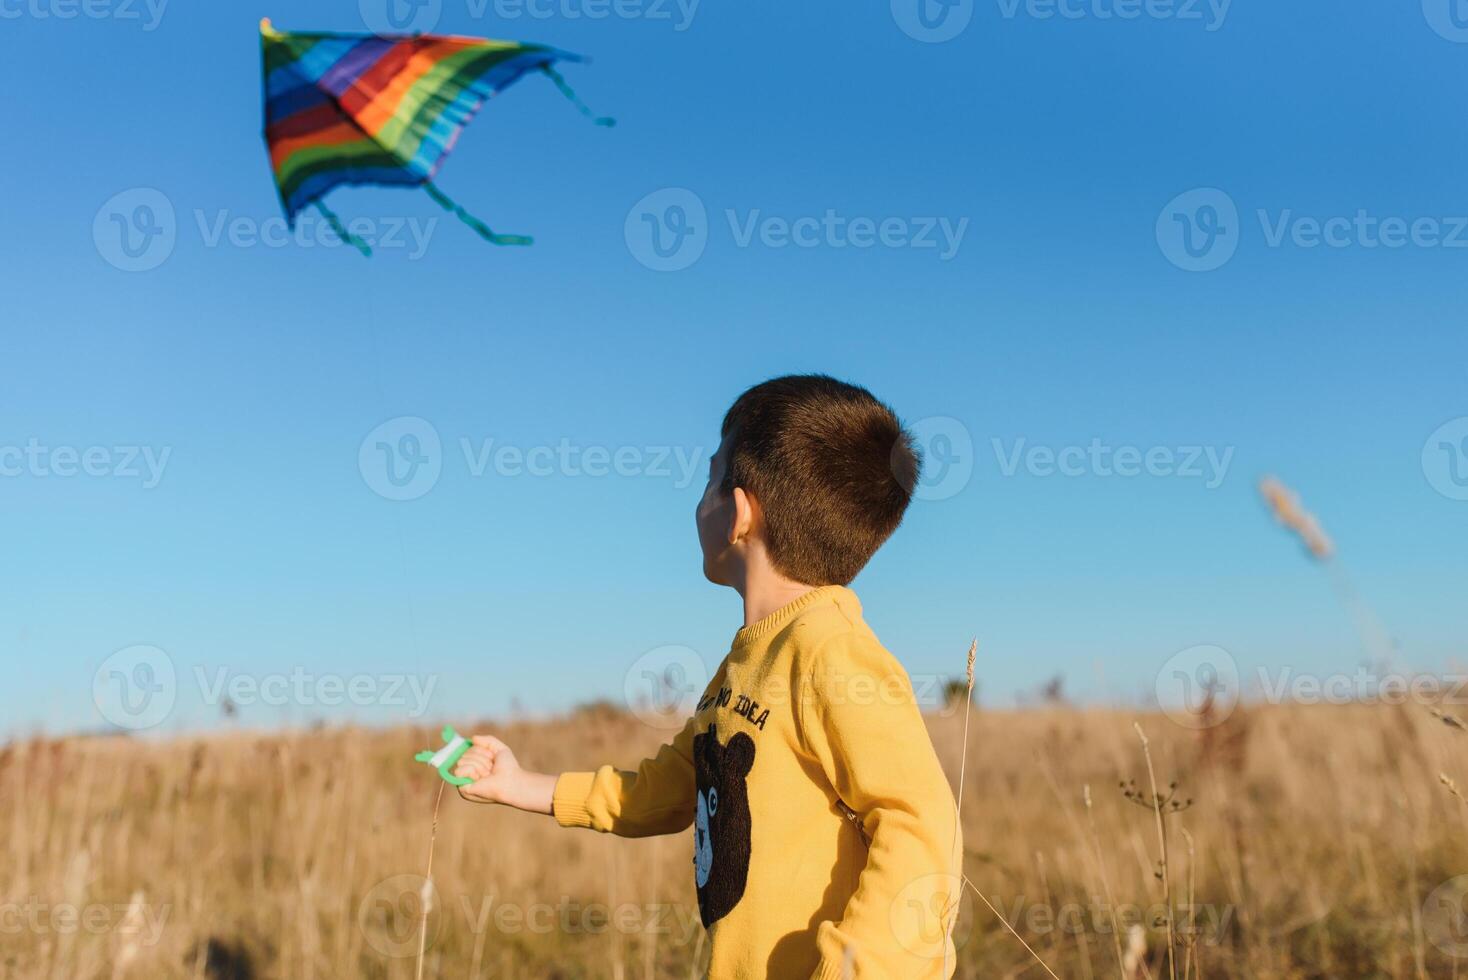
[314,200,372,257]
[421,182,532,246]
[541,65,616,127]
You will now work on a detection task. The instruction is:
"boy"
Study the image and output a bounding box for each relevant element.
[453,375,961,978]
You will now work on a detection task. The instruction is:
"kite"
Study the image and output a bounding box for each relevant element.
[260,18,612,255]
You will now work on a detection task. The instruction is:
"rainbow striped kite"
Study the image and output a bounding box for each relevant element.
[260,18,611,255]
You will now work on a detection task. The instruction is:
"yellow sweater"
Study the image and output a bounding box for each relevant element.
[552,586,961,979]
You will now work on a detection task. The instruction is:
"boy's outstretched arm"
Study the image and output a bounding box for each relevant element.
[455,720,697,838]
[798,632,962,980]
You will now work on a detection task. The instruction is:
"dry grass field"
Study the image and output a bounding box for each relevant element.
[6,698,1468,979]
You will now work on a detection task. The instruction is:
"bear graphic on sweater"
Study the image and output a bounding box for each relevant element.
[692,724,755,927]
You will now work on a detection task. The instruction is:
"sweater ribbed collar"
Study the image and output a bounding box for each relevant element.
[730,585,857,649]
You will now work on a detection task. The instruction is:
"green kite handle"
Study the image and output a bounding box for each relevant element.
[415,725,473,787]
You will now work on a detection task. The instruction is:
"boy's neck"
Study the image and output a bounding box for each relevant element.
[737,567,820,629]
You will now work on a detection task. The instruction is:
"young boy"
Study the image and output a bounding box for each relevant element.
[453,375,961,978]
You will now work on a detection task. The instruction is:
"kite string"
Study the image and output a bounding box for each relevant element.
[314,199,372,257]
[421,181,533,247]
[540,66,616,127]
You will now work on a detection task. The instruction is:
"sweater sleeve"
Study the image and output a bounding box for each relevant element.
[797,630,962,980]
[551,716,697,838]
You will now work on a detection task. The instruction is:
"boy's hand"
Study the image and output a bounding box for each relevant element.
[453,735,556,815]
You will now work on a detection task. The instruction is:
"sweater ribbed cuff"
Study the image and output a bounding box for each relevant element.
[551,771,598,828]
[811,957,848,980]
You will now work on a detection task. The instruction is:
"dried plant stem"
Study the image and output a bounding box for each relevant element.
[1134,723,1177,980]
[950,638,1061,980]
[417,781,446,980]
[960,874,1062,980]
[1084,784,1128,979]
[945,638,978,979]
[957,639,977,813]
[1180,826,1196,980]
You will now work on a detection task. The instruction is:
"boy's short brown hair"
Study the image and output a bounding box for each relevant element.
[719,375,920,586]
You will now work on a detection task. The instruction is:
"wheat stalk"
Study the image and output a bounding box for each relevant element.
[1180,826,1197,980]
[1083,783,1127,979]
[949,638,1062,980]
[1134,723,1177,980]
[941,639,978,979]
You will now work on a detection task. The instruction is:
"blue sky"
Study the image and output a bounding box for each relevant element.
[2,0,1467,736]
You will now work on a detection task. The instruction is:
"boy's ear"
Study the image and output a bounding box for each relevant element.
[729,486,759,545]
